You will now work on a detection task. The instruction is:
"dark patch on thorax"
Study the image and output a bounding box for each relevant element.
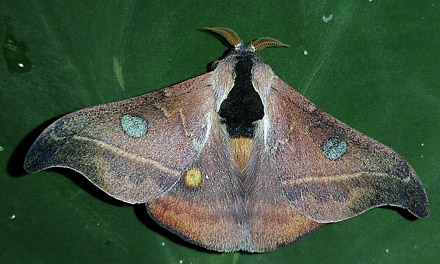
[219,55,264,138]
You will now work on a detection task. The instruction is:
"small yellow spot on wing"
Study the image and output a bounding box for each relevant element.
[183,167,203,188]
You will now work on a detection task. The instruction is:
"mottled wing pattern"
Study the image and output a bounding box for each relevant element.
[24,74,214,203]
[265,76,429,222]
[147,116,248,252]
[244,125,322,252]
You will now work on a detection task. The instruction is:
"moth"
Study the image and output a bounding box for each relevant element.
[24,27,429,252]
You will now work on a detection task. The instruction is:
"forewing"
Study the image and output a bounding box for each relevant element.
[265,76,429,222]
[24,74,214,203]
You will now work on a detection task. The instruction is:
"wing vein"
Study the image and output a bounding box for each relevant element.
[72,135,181,177]
[291,172,388,184]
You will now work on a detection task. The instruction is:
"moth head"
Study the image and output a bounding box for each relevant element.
[203,27,290,52]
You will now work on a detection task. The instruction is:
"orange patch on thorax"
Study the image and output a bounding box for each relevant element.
[230,137,253,171]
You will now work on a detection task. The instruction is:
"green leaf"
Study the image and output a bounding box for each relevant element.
[1,1,439,263]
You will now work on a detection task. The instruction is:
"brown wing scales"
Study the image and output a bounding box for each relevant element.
[147,119,249,252]
[24,74,214,203]
[266,76,429,222]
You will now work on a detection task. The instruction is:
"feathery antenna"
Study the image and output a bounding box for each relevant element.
[251,37,290,51]
[204,27,242,47]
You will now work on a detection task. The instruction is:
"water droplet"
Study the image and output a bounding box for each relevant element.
[2,17,32,73]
